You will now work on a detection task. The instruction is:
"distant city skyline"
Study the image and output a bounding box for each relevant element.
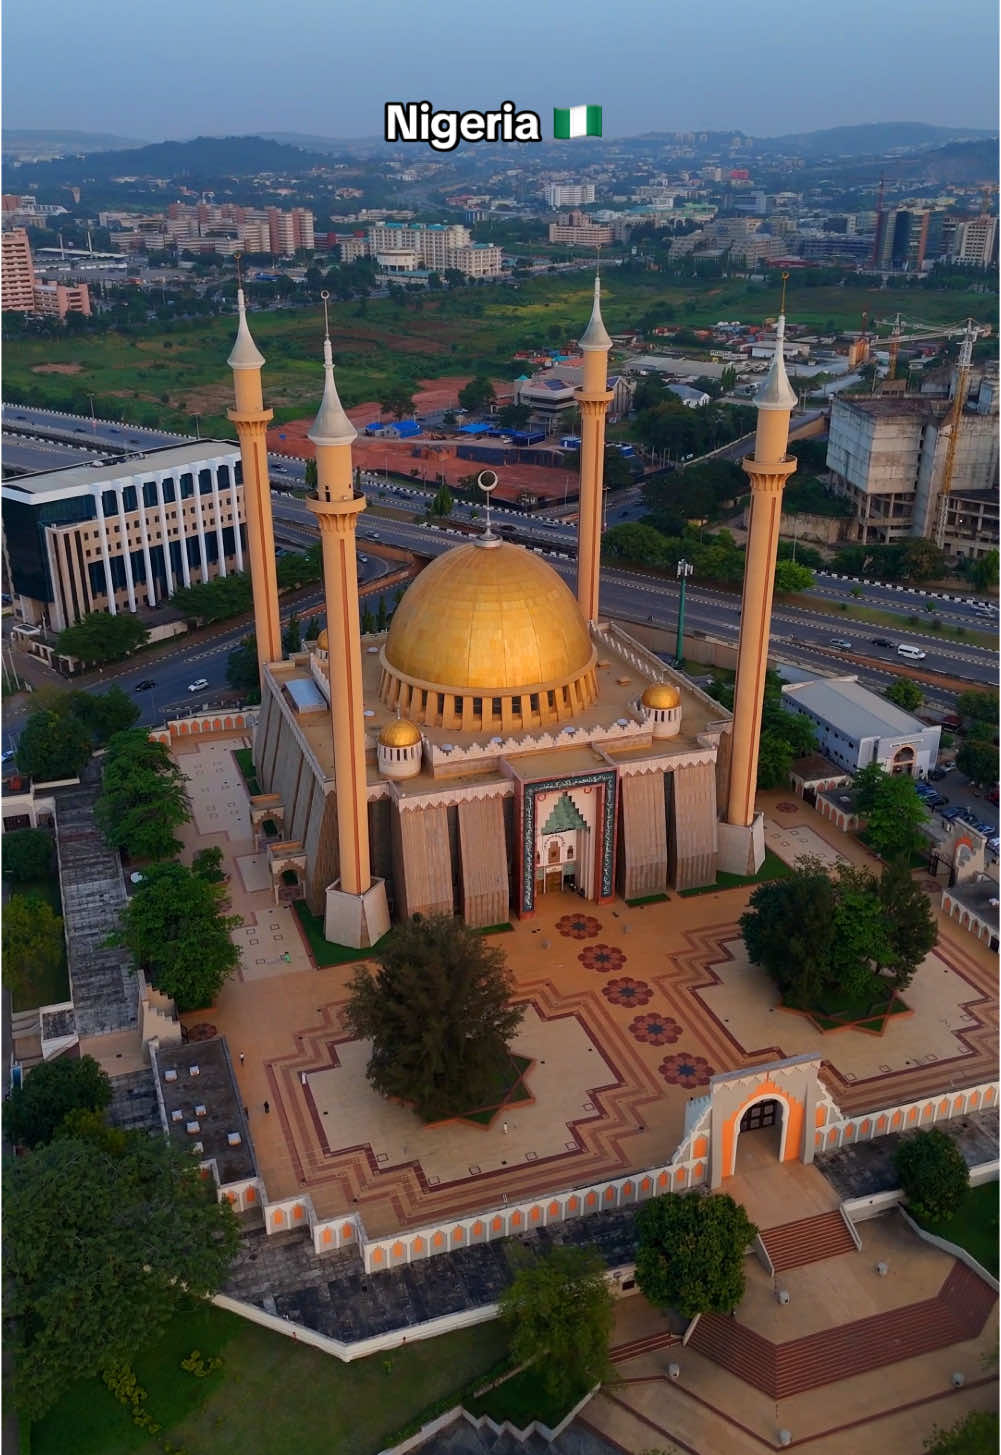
[3,0,998,142]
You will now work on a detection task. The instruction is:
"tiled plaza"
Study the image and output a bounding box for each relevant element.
[172,742,998,1238]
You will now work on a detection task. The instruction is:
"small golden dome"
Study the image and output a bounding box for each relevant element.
[384,541,593,693]
[642,682,681,710]
[378,718,421,748]
[316,628,328,651]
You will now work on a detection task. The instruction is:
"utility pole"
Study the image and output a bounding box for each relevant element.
[676,558,693,663]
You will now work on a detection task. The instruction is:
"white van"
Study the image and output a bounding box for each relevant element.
[897,643,927,660]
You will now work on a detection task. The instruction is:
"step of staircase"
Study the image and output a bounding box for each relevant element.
[761,1210,857,1272]
[687,1259,997,1400]
[609,1328,679,1364]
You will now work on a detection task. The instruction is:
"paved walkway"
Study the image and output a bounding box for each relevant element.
[165,743,998,1237]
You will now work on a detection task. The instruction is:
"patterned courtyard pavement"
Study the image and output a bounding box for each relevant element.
[171,744,998,1238]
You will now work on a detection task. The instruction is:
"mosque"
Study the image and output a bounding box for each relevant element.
[229,277,798,947]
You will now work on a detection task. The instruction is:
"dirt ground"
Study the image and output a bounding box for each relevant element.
[30,362,83,374]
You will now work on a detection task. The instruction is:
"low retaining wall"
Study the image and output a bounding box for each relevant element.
[898,1206,999,1293]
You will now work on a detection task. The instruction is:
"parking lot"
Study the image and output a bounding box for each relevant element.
[919,767,999,852]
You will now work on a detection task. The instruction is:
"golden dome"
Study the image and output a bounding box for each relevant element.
[642,682,681,710]
[378,718,421,748]
[315,628,328,650]
[383,542,594,693]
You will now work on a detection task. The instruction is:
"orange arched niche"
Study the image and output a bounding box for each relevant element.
[720,1078,805,1180]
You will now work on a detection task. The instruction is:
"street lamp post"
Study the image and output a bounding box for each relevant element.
[676,558,693,664]
[88,394,97,433]
[192,413,201,440]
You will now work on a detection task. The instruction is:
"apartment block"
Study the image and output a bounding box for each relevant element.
[952,215,998,268]
[366,222,502,276]
[32,280,91,319]
[2,444,247,630]
[543,182,595,208]
[1,228,36,310]
[548,220,614,246]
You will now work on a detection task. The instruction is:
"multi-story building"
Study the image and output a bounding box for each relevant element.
[826,380,999,559]
[1,228,36,310]
[548,217,614,247]
[781,676,940,777]
[2,443,246,630]
[873,207,932,271]
[365,222,502,277]
[32,280,91,320]
[543,182,595,208]
[951,215,998,268]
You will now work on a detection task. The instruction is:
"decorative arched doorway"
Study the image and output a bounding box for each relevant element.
[732,1094,788,1174]
[890,745,916,776]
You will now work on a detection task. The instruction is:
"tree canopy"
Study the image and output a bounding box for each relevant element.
[95,728,191,862]
[896,1128,970,1224]
[15,709,93,783]
[957,736,999,788]
[5,1054,111,1150]
[458,375,496,414]
[3,1132,238,1419]
[924,1411,999,1455]
[1,827,54,883]
[636,1192,757,1318]
[111,858,242,1011]
[345,914,524,1122]
[773,559,815,594]
[498,1246,614,1403]
[56,611,149,665]
[2,895,65,1010]
[226,634,261,702]
[741,856,936,1011]
[884,678,923,712]
[853,762,929,861]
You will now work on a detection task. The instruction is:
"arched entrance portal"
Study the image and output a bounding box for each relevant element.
[733,1095,786,1175]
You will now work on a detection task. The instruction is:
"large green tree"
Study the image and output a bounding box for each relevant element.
[3,1133,238,1420]
[95,728,191,862]
[68,686,141,743]
[345,914,524,1122]
[884,678,923,713]
[2,895,65,1009]
[458,375,496,414]
[498,1246,614,1403]
[5,1055,111,1150]
[15,709,92,782]
[957,737,999,787]
[56,611,149,666]
[967,549,999,593]
[773,559,815,594]
[636,1192,757,1318]
[1,827,54,882]
[741,856,935,1011]
[896,1127,969,1224]
[853,762,929,861]
[111,859,242,1011]
[226,634,261,702]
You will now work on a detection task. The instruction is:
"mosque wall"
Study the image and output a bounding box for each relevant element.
[369,798,395,899]
[254,688,281,794]
[714,725,733,823]
[391,804,455,920]
[618,772,669,899]
[669,760,719,890]
[458,797,512,927]
[306,789,340,916]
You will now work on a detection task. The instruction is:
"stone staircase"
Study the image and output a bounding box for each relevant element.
[687,1259,997,1400]
[138,974,183,1050]
[760,1210,857,1272]
[609,1328,680,1364]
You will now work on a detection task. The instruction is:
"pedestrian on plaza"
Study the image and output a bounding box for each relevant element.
[239,1051,246,1065]
[264,1100,270,1114]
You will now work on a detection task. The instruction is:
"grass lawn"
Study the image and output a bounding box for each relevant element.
[29,1302,510,1455]
[625,893,670,907]
[915,1182,1000,1278]
[232,747,260,797]
[445,1053,533,1127]
[679,850,793,897]
[3,876,71,1011]
[788,986,910,1034]
[292,899,389,967]
[466,1365,588,1430]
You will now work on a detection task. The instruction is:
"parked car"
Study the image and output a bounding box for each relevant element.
[830,639,853,651]
[187,678,209,693]
[870,637,894,649]
[929,765,954,780]
[940,806,964,821]
[926,793,948,809]
[134,679,156,692]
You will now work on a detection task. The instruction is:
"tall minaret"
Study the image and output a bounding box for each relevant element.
[227,285,282,673]
[306,300,390,949]
[575,272,614,623]
[718,299,798,875]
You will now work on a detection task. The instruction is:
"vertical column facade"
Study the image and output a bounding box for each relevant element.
[155,475,175,595]
[93,486,117,615]
[114,485,137,612]
[211,465,228,578]
[137,481,156,607]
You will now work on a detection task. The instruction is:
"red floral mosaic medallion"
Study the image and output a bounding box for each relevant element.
[578,943,627,973]
[556,914,603,940]
[776,802,800,814]
[186,1022,218,1042]
[628,1012,682,1046]
[601,977,653,1008]
[658,1051,715,1088]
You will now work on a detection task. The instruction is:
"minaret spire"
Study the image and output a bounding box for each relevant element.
[227,269,281,673]
[306,293,390,949]
[719,299,798,873]
[575,268,614,622]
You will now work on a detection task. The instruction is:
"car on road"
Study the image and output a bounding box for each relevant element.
[358,554,368,564]
[830,639,853,651]
[187,678,209,693]
[134,679,156,692]
[2,748,15,763]
[870,637,894,649]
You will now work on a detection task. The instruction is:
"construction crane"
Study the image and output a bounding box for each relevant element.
[932,319,978,549]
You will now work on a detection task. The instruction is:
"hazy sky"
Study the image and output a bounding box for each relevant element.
[4,0,998,140]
